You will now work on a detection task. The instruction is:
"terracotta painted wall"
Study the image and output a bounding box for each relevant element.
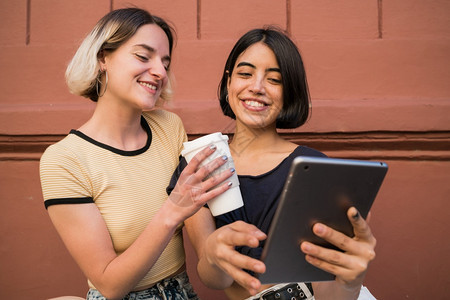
[1,1,449,299]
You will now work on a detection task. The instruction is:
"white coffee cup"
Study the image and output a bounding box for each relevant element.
[181,132,244,216]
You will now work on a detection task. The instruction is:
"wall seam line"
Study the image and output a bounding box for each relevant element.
[378,0,383,39]
[197,0,201,39]
[286,0,291,35]
[26,0,31,45]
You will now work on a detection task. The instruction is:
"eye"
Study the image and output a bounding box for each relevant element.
[162,61,170,71]
[237,72,251,77]
[134,53,149,61]
[268,77,282,84]
[267,72,282,84]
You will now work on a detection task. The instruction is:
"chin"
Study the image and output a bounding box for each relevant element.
[241,115,277,128]
[140,99,158,111]
[142,103,157,111]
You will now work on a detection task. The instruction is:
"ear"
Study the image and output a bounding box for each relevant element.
[97,50,107,71]
[226,70,231,89]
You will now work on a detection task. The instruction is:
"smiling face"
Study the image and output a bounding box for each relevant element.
[227,42,284,130]
[100,23,171,111]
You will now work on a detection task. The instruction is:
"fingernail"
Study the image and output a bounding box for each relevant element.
[255,230,265,237]
[222,155,228,161]
[302,242,312,251]
[209,144,217,150]
[251,280,259,289]
[230,168,235,173]
[315,224,325,234]
[352,210,360,220]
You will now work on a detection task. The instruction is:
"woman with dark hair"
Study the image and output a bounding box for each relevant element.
[182,27,377,299]
[40,8,233,300]
[217,26,310,129]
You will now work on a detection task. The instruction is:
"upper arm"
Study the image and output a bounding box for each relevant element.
[41,146,117,286]
[48,203,117,285]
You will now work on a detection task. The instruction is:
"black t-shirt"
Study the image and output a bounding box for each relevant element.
[214,146,326,260]
[167,145,324,292]
[168,145,326,259]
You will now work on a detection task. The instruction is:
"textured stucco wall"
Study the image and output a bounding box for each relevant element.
[0,1,449,299]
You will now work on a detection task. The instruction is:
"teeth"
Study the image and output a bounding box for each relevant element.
[244,100,265,107]
[139,82,157,90]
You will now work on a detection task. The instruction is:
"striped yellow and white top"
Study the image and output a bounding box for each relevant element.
[40,109,188,290]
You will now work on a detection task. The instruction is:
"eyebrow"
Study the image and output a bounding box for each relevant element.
[236,61,281,73]
[133,44,171,63]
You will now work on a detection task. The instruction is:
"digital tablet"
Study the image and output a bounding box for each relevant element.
[258,156,388,284]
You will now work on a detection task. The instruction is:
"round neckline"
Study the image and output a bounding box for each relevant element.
[69,116,152,156]
[238,146,302,179]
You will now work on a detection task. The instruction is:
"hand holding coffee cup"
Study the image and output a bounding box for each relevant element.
[181,132,244,216]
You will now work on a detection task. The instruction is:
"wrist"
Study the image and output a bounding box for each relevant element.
[157,200,184,230]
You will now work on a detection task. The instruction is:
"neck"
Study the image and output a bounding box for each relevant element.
[229,120,297,175]
[230,121,283,157]
[78,99,148,151]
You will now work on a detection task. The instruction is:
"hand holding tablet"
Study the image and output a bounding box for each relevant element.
[258,156,388,284]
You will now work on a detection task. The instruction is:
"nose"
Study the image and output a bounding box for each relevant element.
[149,59,167,80]
[249,76,265,95]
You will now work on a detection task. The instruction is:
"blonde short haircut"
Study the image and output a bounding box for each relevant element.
[65,8,175,103]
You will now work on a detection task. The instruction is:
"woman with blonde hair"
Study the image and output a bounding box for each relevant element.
[40,8,233,300]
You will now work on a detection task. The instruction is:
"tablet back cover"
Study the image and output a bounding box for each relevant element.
[258,156,387,284]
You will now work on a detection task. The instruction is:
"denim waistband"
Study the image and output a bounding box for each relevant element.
[86,271,198,300]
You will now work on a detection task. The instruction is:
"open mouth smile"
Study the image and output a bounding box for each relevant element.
[138,81,157,91]
[243,100,266,107]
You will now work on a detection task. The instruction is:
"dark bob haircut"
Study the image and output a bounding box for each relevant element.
[218,26,311,129]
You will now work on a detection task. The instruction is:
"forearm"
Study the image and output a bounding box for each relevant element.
[184,207,234,289]
[197,253,234,289]
[186,210,267,295]
[87,201,183,299]
[312,281,361,300]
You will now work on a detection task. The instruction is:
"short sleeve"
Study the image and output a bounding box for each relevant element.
[166,156,187,196]
[162,110,188,195]
[39,144,93,209]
